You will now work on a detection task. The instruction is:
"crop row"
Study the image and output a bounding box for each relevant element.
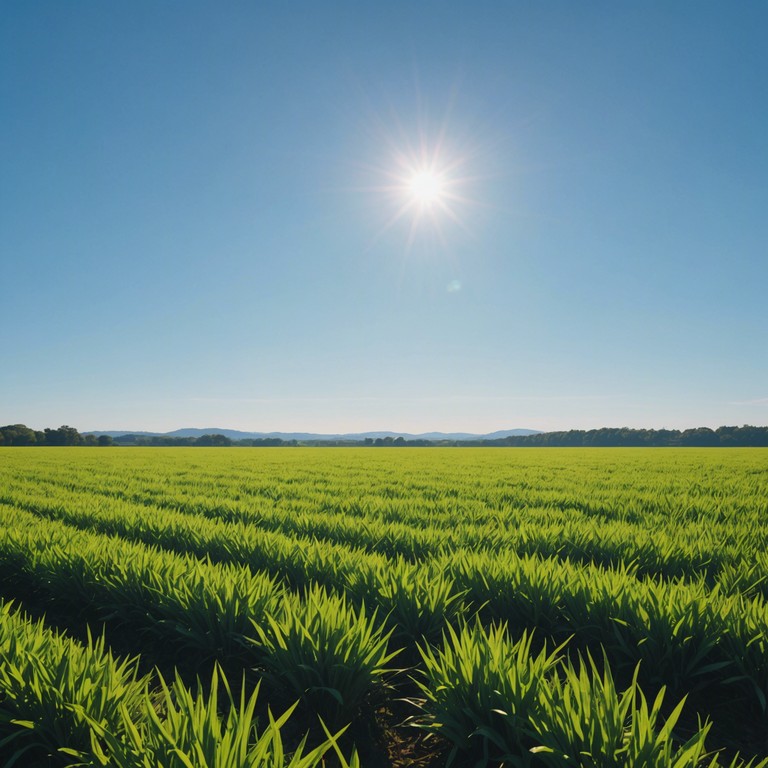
[416,623,767,767]
[0,504,456,673]
[3,479,768,598]
[6,448,765,520]
[1,460,768,595]
[2,447,767,764]
[1,501,767,753]
[0,600,358,767]
[1,594,764,768]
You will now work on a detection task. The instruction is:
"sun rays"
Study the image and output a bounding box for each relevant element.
[370,136,479,252]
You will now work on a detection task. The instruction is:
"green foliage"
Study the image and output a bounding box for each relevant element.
[253,586,399,728]
[0,602,359,767]
[89,667,359,768]
[1,447,768,762]
[0,601,147,766]
[371,557,468,652]
[532,656,712,768]
[414,623,561,765]
[416,627,766,768]
[0,511,285,670]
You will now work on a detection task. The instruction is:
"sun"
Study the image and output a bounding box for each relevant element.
[357,110,482,249]
[373,149,472,249]
[408,169,447,207]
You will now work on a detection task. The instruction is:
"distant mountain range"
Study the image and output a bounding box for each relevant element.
[85,428,541,442]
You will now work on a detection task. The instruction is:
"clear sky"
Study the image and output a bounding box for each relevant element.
[2,2,766,434]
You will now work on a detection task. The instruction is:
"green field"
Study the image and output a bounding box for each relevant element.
[1,447,767,767]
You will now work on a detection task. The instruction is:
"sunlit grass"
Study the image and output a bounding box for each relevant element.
[0,447,767,764]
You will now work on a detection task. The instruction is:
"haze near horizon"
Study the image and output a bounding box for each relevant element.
[2,3,766,435]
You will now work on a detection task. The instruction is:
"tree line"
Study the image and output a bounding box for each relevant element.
[2,423,767,448]
[114,434,288,447]
[363,427,768,447]
[0,426,290,448]
[0,424,113,446]
[487,425,768,447]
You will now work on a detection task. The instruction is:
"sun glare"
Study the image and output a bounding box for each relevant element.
[359,109,481,249]
[371,148,474,249]
[408,170,446,206]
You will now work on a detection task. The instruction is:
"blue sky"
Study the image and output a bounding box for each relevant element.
[2,2,766,434]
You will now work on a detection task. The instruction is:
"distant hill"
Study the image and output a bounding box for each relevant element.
[85,427,541,442]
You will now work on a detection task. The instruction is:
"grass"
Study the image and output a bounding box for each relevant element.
[0,446,767,765]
